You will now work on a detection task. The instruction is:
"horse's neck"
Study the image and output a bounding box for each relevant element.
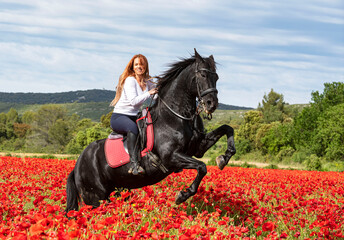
[159,69,196,116]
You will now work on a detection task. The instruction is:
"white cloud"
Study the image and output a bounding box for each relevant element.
[0,0,343,107]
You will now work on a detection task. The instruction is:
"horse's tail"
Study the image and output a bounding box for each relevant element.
[65,170,80,213]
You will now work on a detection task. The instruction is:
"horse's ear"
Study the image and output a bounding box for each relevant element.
[209,55,214,61]
[194,48,204,62]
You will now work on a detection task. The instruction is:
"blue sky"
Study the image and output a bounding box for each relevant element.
[0,0,343,108]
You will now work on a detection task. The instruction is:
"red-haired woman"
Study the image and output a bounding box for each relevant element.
[110,54,158,175]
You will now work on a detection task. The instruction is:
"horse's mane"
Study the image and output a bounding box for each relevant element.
[156,56,196,90]
[156,55,216,91]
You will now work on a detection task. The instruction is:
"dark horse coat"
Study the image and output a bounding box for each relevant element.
[65,49,236,213]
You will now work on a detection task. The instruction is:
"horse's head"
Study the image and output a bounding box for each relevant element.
[194,49,219,114]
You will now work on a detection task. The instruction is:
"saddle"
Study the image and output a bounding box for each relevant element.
[104,108,167,173]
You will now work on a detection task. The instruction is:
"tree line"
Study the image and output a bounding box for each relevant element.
[205,82,344,171]
[1,82,343,171]
[0,105,111,154]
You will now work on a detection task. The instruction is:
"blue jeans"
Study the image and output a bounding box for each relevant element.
[110,113,138,135]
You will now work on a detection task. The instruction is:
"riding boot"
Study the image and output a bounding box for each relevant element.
[127,131,145,175]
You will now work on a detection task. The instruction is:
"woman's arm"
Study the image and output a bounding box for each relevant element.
[147,79,158,99]
[124,77,151,107]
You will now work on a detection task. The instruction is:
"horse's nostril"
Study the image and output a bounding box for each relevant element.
[207,100,212,107]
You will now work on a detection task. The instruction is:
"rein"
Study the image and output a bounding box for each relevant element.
[148,77,195,121]
[146,79,194,122]
[158,96,193,121]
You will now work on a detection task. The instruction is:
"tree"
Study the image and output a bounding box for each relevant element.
[293,82,344,149]
[292,106,319,147]
[26,105,69,152]
[258,89,286,123]
[6,108,19,123]
[312,103,344,161]
[237,110,263,143]
[75,118,94,132]
[5,123,15,139]
[100,111,112,128]
[255,123,274,151]
[311,82,344,112]
[0,113,7,124]
[66,123,110,154]
[35,105,68,128]
[0,123,6,140]
[260,122,294,156]
[22,111,37,124]
[48,119,71,146]
[13,123,31,138]
[85,125,110,145]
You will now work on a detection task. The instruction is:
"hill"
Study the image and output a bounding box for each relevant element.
[0,90,253,121]
[0,89,253,110]
[0,89,115,104]
[218,103,252,110]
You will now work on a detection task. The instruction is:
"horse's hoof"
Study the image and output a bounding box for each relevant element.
[175,192,184,205]
[216,155,226,170]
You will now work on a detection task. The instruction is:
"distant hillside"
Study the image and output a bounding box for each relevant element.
[218,103,252,110]
[0,89,253,110]
[0,89,115,104]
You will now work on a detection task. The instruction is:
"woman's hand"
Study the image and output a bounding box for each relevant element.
[148,88,158,95]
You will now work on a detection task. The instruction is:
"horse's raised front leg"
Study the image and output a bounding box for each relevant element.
[195,124,236,170]
[172,152,207,205]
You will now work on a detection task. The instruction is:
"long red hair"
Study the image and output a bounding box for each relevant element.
[110,54,150,107]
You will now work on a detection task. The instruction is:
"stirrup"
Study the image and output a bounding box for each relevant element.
[128,163,145,175]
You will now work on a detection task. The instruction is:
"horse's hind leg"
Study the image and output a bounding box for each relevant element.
[81,190,102,209]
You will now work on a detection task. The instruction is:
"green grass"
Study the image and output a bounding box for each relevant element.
[203,109,249,126]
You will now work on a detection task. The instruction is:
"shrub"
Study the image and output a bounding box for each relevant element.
[312,103,344,161]
[264,164,279,169]
[276,146,295,162]
[233,139,253,160]
[291,150,310,164]
[322,161,344,172]
[305,154,322,171]
[260,122,294,156]
[255,123,273,151]
[240,162,257,168]
[236,139,252,155]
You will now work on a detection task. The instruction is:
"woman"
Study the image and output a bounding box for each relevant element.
[110,54,158,175]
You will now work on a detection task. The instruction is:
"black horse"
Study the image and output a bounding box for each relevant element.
[66,49,236,213]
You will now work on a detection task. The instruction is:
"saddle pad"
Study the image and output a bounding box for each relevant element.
[104,138,130,168]
[105,108,154,168]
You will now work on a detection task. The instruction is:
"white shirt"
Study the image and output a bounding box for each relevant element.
[113,76,156,116]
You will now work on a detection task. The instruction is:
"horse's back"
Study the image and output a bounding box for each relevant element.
[74,138,106,174]
[74,138,169,192]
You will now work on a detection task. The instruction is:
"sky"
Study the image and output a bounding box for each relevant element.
[0,0,343,108]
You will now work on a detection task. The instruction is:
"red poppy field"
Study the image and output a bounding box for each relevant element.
[0,156,343,239]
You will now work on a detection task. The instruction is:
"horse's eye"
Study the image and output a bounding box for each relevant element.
[200,72,206,78]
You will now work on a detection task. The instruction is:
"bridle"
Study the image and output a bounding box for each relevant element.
[155,63,218,121]
[194,63,218,119]
[195,64,218,98]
